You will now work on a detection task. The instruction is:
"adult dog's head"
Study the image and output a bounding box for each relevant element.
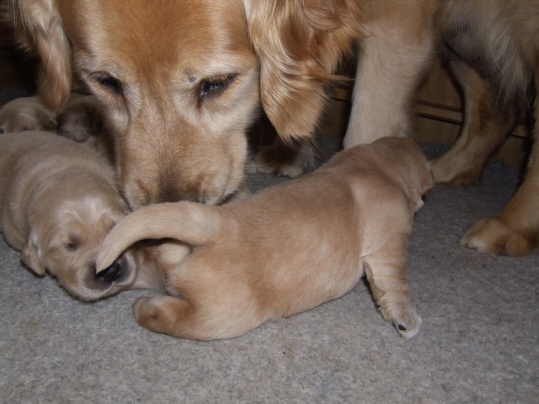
[12,0,359,208]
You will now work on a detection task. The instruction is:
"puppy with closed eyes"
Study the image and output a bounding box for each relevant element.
[0,131,135,300]
[0,96,57,134]
[56,93,102,143]
[97,137,433,340]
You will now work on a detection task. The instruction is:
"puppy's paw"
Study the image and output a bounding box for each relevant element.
[133,296,172,333]
[460,217,534,257]
[133,295,193,337]
[386,307,422,339]
[254,144,306,178]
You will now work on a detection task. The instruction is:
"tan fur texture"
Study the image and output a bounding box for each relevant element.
[96,137,433,340]
[10,0,538,254]
[56,93,101,143]
[0,96,57,134]
[0,131,136,300]
[9,0,436,209]
[432,0,539,256]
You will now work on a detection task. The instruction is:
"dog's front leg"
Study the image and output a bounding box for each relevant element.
[363,240,422,339]
[344,2,438,147]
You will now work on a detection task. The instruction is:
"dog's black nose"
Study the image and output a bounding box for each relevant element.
[96,258,122,282]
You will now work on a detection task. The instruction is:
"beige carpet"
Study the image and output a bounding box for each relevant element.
[1,139,538,402]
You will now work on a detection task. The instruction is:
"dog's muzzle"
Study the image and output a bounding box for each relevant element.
[96,258,123,282]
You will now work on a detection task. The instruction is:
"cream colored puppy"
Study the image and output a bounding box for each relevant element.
[0,131,135,300]
[0,96,56,134]
[56,93,102,143]
[97,137,433,340]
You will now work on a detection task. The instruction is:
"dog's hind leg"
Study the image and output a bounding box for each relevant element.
[431,61,519,185]
[460,77,539,256]
[133,296,213,340]
[363,236,422,339]
[133,294,256,340]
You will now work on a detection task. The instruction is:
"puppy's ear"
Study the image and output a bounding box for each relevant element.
[12,0,72,110]
[21,237,46,276]
[245,0,359,143]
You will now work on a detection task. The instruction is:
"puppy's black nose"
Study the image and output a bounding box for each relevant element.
[96,258,122,282]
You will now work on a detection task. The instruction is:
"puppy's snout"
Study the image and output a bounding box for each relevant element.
[96,258,123,282]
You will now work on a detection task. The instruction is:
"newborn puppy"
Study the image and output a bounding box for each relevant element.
[0,131,136,300]
[97,137,433,340]
[56,93,102,143]
[0,96,56,134]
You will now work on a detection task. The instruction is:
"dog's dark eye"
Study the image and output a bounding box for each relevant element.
[92,73,122,95]
[65,235,80,251]
[197,74,237,105]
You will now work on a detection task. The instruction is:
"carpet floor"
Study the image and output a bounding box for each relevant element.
[1,129,538,402]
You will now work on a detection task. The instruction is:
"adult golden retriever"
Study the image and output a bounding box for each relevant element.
[0,131,135,300]
[10,0,539,255]
[96,137,433,340]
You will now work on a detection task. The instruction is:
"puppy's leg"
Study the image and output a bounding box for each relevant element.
[461,77,539,256]
[431,62,518,185]
[363,237,421,339]
[134,296,200,338]
[344,3,437,147]
[133,295,247,340]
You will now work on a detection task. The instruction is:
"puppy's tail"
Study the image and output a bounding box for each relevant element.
[96,202,222,273]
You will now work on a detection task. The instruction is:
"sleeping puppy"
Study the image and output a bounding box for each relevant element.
[56,93,114,162]
[56,93,102,143]
[0,96,57,134]
[96,137,433,340]
[0,93,101,142]
[0,131,135,300]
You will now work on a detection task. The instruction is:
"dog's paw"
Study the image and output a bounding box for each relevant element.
[387,307,422,339]
[254,145,306,178]
[133,296,173,333]
[430,155,482,186]
[460,217,534,257]
[133,295,193,337]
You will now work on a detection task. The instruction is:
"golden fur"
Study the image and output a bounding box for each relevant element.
[0,93,101,140]
[9,0,539,254]
[8,0,436,209]
[431,0,539,256]
[0,96,56,134]
[96,137,433,340]
[56,93,101,143]
[0,131,135,300]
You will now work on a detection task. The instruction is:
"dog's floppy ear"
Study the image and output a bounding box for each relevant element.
[21,237,46,276]
[12,0,72,110]
[245,0,359,143]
